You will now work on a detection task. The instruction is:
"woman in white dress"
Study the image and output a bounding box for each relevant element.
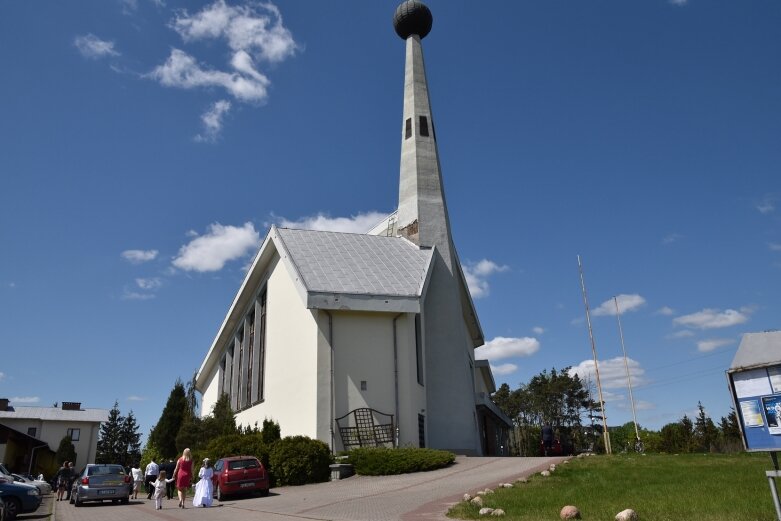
[192,458,214,507]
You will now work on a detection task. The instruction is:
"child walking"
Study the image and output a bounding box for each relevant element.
[152,470,175,510]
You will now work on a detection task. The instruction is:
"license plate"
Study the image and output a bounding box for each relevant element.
[98,489,116,495]
[240,483,254,488]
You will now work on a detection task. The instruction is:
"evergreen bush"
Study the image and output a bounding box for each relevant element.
[269,436,332,486]
[347,447,455,475]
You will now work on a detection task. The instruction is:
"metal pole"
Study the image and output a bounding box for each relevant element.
[614,296,641,444]
[577,255,611,454]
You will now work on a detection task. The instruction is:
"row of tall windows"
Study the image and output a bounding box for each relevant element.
[219,290,267,411]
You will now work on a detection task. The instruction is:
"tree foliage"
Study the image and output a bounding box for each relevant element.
[55,435,77,465]
[120,410,143,466]
[96,401,124,464]
[148,379,188,459]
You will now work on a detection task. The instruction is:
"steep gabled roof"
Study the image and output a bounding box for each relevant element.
[275,227,433,311]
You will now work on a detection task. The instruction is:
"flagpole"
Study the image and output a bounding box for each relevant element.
[614,296,641,446]
[577,255,611,454]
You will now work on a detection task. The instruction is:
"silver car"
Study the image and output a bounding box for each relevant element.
[70,464,131,506]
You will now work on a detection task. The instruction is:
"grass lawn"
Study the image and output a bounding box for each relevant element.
[447,453,777,521]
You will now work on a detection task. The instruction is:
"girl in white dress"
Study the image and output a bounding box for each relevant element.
[192,458,214,507]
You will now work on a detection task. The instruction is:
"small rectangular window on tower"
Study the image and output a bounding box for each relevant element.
[360,380,367,391]
[405,118,412,139]
[419,116,429,137]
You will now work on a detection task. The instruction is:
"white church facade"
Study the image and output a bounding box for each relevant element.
[195,1,511,456]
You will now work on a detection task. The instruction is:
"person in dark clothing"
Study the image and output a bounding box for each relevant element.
[541,424,554,456]
[65,462,76,500]
[159,460,177,500]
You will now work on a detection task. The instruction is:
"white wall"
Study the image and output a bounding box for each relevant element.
[0,418,100,469]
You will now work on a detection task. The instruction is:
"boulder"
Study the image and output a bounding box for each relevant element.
[515,477,528,484]
[479,508,495,516]
[492,509,506,516]
[540,470,551,477]
[560,505,581,520]
[615,508,638,521]
[501,483,514,489]
[471,496,484,507]
[463,494,473,502]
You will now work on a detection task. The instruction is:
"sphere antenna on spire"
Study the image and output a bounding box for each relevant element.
[393,1,433,40]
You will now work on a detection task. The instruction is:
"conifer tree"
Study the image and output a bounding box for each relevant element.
[96,401,124,463]
[147,379,188,459]
[55,435,77,465]
[120,410,142,466]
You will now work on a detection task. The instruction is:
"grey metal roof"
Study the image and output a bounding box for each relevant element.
[275,228,432,298]
[730,331,781,371]
[0,406,109,423]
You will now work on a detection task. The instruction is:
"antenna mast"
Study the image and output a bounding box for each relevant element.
[577,255,611,454]
[614,296,641,446]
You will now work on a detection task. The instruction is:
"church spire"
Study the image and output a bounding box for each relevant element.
[393,1,456,272]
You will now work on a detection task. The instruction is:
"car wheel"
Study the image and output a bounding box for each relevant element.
[69,495,75,504]
[216,486,224,502]
[3,497,21,520]
[121,496,129,504]
[74,494,83,507]
[260,488,269,497]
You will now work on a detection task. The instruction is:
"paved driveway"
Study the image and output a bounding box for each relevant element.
[50,456,562,521]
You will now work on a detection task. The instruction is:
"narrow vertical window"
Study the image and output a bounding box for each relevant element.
[418,414,426,448]
[405,118,412,139]
[419,116,429,137]
[245,311,255,408]
[415,314,424,385]
[257,290,267,401]
[237,327,245,409]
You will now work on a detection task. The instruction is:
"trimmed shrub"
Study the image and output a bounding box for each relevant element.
[269,436,332,486]
[348,447,455,475]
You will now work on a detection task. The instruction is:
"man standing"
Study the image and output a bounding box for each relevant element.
[145,459,159,500]
[65,462,76,500]
[159,459,176,500]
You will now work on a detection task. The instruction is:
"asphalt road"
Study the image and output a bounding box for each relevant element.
[40,456,562,521]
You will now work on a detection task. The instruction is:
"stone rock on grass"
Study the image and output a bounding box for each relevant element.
[463,493,473,502]
[540,470,551,477]
[615,508,638,521]
[515,477,528,484]
[479,507,495,516]
[549,464,556,471]
[560,505,581,519]
[492,509,506,516]
[500,483,513,488]
[471,496,484,507]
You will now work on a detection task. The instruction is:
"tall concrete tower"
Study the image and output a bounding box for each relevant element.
[393,1,483,454]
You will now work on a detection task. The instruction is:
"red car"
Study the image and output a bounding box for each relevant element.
[211,456,269,501]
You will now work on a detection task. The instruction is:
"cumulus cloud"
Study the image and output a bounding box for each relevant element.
[195,99,232,142]
[10,396,40,404]
[656,306,675,316]
[276,211,388,234]
[757,194,777,215]
[135,277,162,290]
[592,294,646,317]
[769,243,781,252]
[568,357,647,390]
[463,259,509,299]
[171,0,297,64]
[173,222,260,272]
[667,330,695,339]
[150,49,269,102]
[150,1,297,105]
[673,307,751,330]
[532,326,545,335]
[74,34,120,59]
[121,249,159,263]
[127,395,146,401]
[475,336,540,361]
[490,363,518,376]
[697,338,733,352]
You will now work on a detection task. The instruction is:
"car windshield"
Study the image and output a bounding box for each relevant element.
[87,465,125,476]
[228,460,258,470]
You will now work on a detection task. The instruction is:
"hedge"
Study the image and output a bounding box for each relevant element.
[269,436,332,486]
[347,447,455,475]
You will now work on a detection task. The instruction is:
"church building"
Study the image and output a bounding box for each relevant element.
[195,1,511,456]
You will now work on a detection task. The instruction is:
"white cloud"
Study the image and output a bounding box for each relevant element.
[122,290,156,301]
[463,259,509,299]
[195,99,232,143]
[171,0,298,64]
[74,34,120,59]
[127,395,145,401]
[490,363,518,376]
[276,211,388,234]
[667,330,695,339]
[532,326,545,335]
[757,194,777,215]
[10,396,40,404]
[149,49,269,103]
[662,233,683,245]
[475,336,540,361]
[697,338,733,352]
[135,277,162,290]
[769,243,781,252]
[172,222,260,272]
[669,0,688,5]
[592,294,646,317]
[568,357,648,390]
[673,307,750,330]
[121,249,159,263]
[0,372,4,381]
[656,306,675,316]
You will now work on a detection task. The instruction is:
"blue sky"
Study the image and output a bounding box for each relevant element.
[1,0,779,442]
